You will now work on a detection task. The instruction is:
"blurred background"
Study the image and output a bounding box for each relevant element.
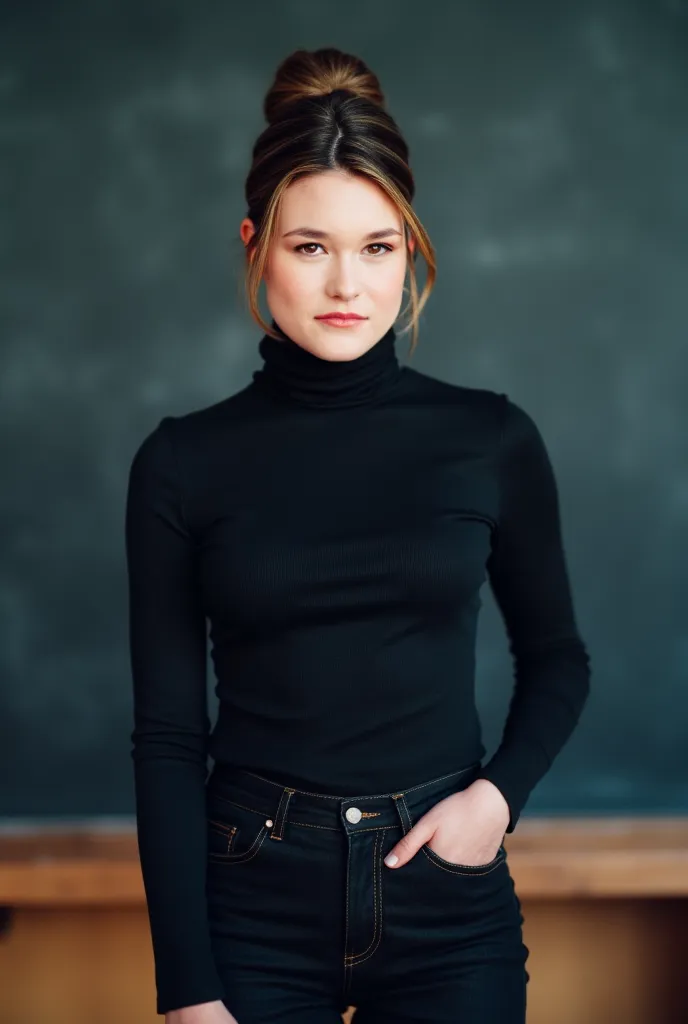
[1,1,686,1022]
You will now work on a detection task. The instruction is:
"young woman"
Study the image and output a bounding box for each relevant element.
[125,46,591,1024]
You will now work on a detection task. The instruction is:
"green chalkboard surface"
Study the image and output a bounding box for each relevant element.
[1,1,686,822]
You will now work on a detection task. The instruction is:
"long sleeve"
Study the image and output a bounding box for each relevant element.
[476,394,592,833]
[125,415,225,1015]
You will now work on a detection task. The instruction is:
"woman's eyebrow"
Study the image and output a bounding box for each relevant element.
[282,227,403,240]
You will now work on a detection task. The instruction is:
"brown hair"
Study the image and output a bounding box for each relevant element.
[242,47,437,356]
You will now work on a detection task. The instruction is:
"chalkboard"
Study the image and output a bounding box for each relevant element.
[1,0,687,821]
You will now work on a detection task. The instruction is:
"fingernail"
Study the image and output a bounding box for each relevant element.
[384,853,398,867]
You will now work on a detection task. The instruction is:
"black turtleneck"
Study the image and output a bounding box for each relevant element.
[252,322,403,408]
[125,320,591,1014]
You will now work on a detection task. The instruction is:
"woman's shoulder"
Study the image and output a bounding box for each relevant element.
[135,384,258,453]
[402,364,515,427]
[401,366,545,455]
[126,392,257,509]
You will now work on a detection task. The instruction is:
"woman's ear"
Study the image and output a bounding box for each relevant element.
[241,217,261,270]
[240,217,256,249]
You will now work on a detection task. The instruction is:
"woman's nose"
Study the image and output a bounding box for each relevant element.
[327,261,361,299]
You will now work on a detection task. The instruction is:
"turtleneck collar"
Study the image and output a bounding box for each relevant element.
[251,319,404,409]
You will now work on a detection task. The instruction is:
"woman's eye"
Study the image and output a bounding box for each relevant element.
[293,243,393,256]
[366,244,393,255]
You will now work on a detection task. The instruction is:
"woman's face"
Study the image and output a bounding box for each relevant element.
[240,169,415,361]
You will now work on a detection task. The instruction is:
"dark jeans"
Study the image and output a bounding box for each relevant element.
[205,759,529,1023]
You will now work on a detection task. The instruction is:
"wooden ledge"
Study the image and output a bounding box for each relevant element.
[501,817,688,898]
[0,817,687,904]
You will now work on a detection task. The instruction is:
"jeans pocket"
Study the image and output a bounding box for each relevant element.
[206,791,274,864]
[399,790,507,877]
[421,841,507,876]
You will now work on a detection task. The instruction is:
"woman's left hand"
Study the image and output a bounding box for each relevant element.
[384,778,511,869]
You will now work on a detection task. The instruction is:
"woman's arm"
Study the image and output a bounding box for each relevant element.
[125,415,225,1015]
[476,394,592,833]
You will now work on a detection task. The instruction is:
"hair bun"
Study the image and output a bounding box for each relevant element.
[264,47,386,125]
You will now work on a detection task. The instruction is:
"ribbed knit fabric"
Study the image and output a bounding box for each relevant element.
[125,319,591,1013]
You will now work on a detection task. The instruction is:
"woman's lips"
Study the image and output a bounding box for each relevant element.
[315,314,368,327]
